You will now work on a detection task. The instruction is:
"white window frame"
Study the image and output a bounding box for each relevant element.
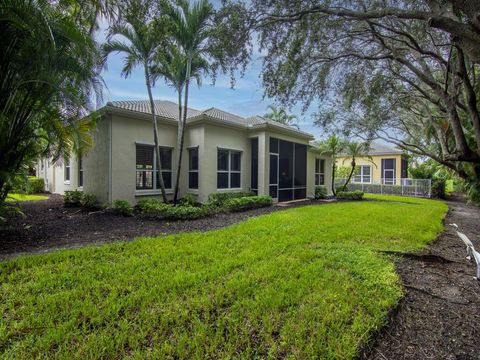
[135,144,173,191]
[217,148,242,189]
[354,165,372,184]
[315,158,325,186]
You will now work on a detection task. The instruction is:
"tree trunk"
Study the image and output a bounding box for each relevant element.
[331,160,336,196]
[145,65,168,203]
[172,90,183,205]
[343,158,356,191]
[173,58,192,205]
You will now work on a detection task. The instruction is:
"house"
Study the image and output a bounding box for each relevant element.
[36,100,332,203]
[336,142,408,185]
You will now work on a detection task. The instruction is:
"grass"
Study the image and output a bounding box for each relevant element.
[0,195,447,359]
[6,193,48,202]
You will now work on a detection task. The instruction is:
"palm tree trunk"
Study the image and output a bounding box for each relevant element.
[173,58,191,205]
[173,88,183,205]
[331,161,336,196]
[145,65,168,203]
[342,159,356,191]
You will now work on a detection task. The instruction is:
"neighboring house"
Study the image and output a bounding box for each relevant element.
[36,100,332,203]
[336,142,408,185]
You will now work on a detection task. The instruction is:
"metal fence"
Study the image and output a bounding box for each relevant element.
[334,178,432,198]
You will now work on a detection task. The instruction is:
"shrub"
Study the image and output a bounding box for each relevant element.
[80,192,99,209]
[336,190,364,200]
[112,199,134,216]
[224,195,273,212]
[315,186,327,199]
[27,176,45,194]
[136,198,170,218]
[64,190,83,207]
[165,205,209,220]
[431,179,446,199]
[208,191,254,207]
[179,193,197,207]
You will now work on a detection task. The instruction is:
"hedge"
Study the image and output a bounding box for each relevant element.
[315,186,327,199]
[207,191,255,207]
[336,190,364,200]
[224,195,273,212]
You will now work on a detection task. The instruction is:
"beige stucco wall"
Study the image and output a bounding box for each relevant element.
[336,154,405,182]
[36,156,82,195]
[83,115,111,203]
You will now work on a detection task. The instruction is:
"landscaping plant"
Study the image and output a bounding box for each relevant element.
[112,200,134,216]
[224,195,273,212]
[314,186,327,199]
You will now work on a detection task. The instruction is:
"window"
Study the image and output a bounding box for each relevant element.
[251,138,258,193]
[354,165,371,183]
[217,149,241,189]
[315,159,325,185]
[188,147,199,189]
[78,156,83,187]
[136,144,172,190]
[64,157,70,182]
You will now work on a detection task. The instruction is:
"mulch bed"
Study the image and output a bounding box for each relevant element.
[1,194,479,359]
[360,194,480,360]
[0,195,322,259]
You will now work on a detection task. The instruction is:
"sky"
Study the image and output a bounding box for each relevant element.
[98,16,326,140]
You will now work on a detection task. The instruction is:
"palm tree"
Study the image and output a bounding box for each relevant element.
[103,9,168,202]
[168,0,213,204]
[0,0,102,207]
[264,105,299,129]
[315,134,345,196]
[340,142,373,191]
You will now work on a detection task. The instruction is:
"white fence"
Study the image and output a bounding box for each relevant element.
[334,178,432,198]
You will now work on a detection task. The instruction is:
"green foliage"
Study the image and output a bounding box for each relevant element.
[112,200,134,217]
[64,190,84,207]
[6,194,48,202]
[207,191,254,207]
[336,190,364,200]
[80,193,99,210]
[431,179,446,199]
[0,0,101,208]
[0,197,447,359]
[336,165,352,179]
[314,186,327,199]
[135,199,171,218]
[179,193,198,207]
[27,177,45,194]
[224,195,273,212]
[445,180,454,193]
[264,105,299,128]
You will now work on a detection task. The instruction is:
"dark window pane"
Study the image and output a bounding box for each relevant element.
[315,174,319,186]
[231,151,241,171]
[315,159,319,173]
[159,147,172,170]
[136,171,153,189]
[251,138,258,190]
[294,143,306,187]
[269,185,278,198]
[278,189,293,202]
[269,137,278,153]
[217,172,228,188]
[189,148,198,170]
[136,145,154,170]
[217,150,229,171]
[294,188,306,200]
[279,140,293,188]
[230,173,241,188]
[189,172,198,189]
[319,174,325,185]
[269,154,278,184]
[156,171,172,189]
[320,159,325,173]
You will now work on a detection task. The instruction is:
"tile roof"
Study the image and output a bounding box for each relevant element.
[367,142,403,155]
[106,100,312,138]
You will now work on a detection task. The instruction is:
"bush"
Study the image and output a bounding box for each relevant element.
[336,190,364,200]
[136,198,170,218]
[431,179,446,199]
[224,195,273,212]
[208,191,254,207]
[80,192,100,209]
[27,176,45,194]
[179,193,197,207]
[165,205,209,220]
[112,200,134,216]
[315,186,327,199]
[64,190,83,207]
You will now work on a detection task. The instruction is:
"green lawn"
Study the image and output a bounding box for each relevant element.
[0,195,447,359]
[6,193,48,202]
